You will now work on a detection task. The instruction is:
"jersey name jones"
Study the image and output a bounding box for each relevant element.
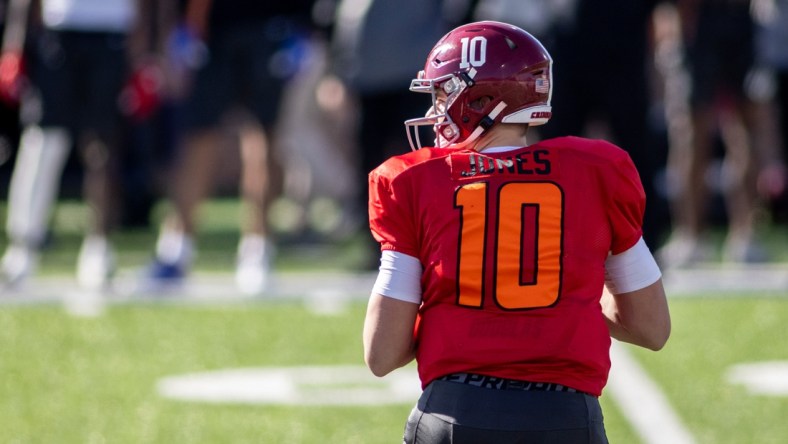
[459,150,552,178]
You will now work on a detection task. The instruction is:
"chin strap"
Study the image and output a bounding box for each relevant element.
[450,101,508,149]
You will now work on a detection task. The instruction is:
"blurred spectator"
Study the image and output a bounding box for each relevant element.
[0,0,166,290]
[270,32,360,242]
[753,0,788,222]
[656,0,785,267]
[471,0,572,40]
[475,0,669,248]
[331,0,474,268]
[115,1,182,230]
[144,0,316,294]
[0,0,22,188]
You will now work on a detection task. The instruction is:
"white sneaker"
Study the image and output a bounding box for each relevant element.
[723,234,768,264]
[655,231,713,269]
[235,235,273,295]
[77,235,116,290]
[1,244,39,287]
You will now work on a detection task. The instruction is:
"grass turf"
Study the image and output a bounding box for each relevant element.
[0,302,643,443]
[1,297,787,443]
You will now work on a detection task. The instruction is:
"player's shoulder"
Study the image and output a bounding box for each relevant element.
[538,136,631,164]
[371,147,456,180]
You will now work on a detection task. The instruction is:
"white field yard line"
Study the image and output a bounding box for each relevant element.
[608,342,696,444]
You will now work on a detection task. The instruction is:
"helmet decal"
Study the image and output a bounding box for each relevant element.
[459,37,488,69]
[535,77,550,94]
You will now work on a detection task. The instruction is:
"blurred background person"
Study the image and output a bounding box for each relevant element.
[0,0,22,188]
[656,0,785,267]
[268,3,361,244]
[144,0,317,295]
[752,0,788,224]
[0,0,166,290]
[330,0,475,269]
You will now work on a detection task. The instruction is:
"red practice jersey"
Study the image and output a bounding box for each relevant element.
[368,136,646,396]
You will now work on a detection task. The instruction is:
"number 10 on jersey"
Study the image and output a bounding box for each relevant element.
[454,181,563,310]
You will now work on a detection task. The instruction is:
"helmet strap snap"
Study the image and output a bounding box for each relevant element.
[459,71,476,87]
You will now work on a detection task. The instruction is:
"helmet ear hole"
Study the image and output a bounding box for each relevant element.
[469,96,492,111]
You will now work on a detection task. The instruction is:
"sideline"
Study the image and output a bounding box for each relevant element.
[2,262,787,305]
[661,263,788,296]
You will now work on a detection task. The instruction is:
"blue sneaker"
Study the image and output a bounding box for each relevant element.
[139,259,188,294]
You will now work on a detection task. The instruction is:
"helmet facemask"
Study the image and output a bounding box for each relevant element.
[405,68,513,151]
[405,71,472,150]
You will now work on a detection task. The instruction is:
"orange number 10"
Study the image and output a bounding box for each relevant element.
[455,182,563,310]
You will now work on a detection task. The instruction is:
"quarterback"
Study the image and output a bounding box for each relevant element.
[363,21,671,443]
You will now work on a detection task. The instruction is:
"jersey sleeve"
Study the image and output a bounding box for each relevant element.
[607,150,647,254]
[368,166,420,257]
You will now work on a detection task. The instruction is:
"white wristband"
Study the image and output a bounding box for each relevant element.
[371,251,423,304]
[604,237,662,294]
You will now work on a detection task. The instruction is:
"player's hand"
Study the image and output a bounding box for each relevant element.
[160,23,209,99]
[117,61,164,122]
[167,23,208,71]
[758,163,787,200]
[0,50,27,106]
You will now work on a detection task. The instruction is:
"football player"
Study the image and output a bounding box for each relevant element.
[363,21,671,443]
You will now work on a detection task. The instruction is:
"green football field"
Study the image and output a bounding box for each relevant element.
[1,199,787,443]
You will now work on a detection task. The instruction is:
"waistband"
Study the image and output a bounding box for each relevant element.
[438,373,590,396]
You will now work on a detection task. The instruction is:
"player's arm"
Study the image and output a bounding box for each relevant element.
[363,250,421,377]
[601,238,671,351]
[602,280,670,351]
[363,293,418,377]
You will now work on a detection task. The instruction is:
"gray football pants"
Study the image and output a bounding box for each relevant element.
[403,379,608,444]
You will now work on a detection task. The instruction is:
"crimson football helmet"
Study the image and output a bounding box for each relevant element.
[405,21,553,150]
